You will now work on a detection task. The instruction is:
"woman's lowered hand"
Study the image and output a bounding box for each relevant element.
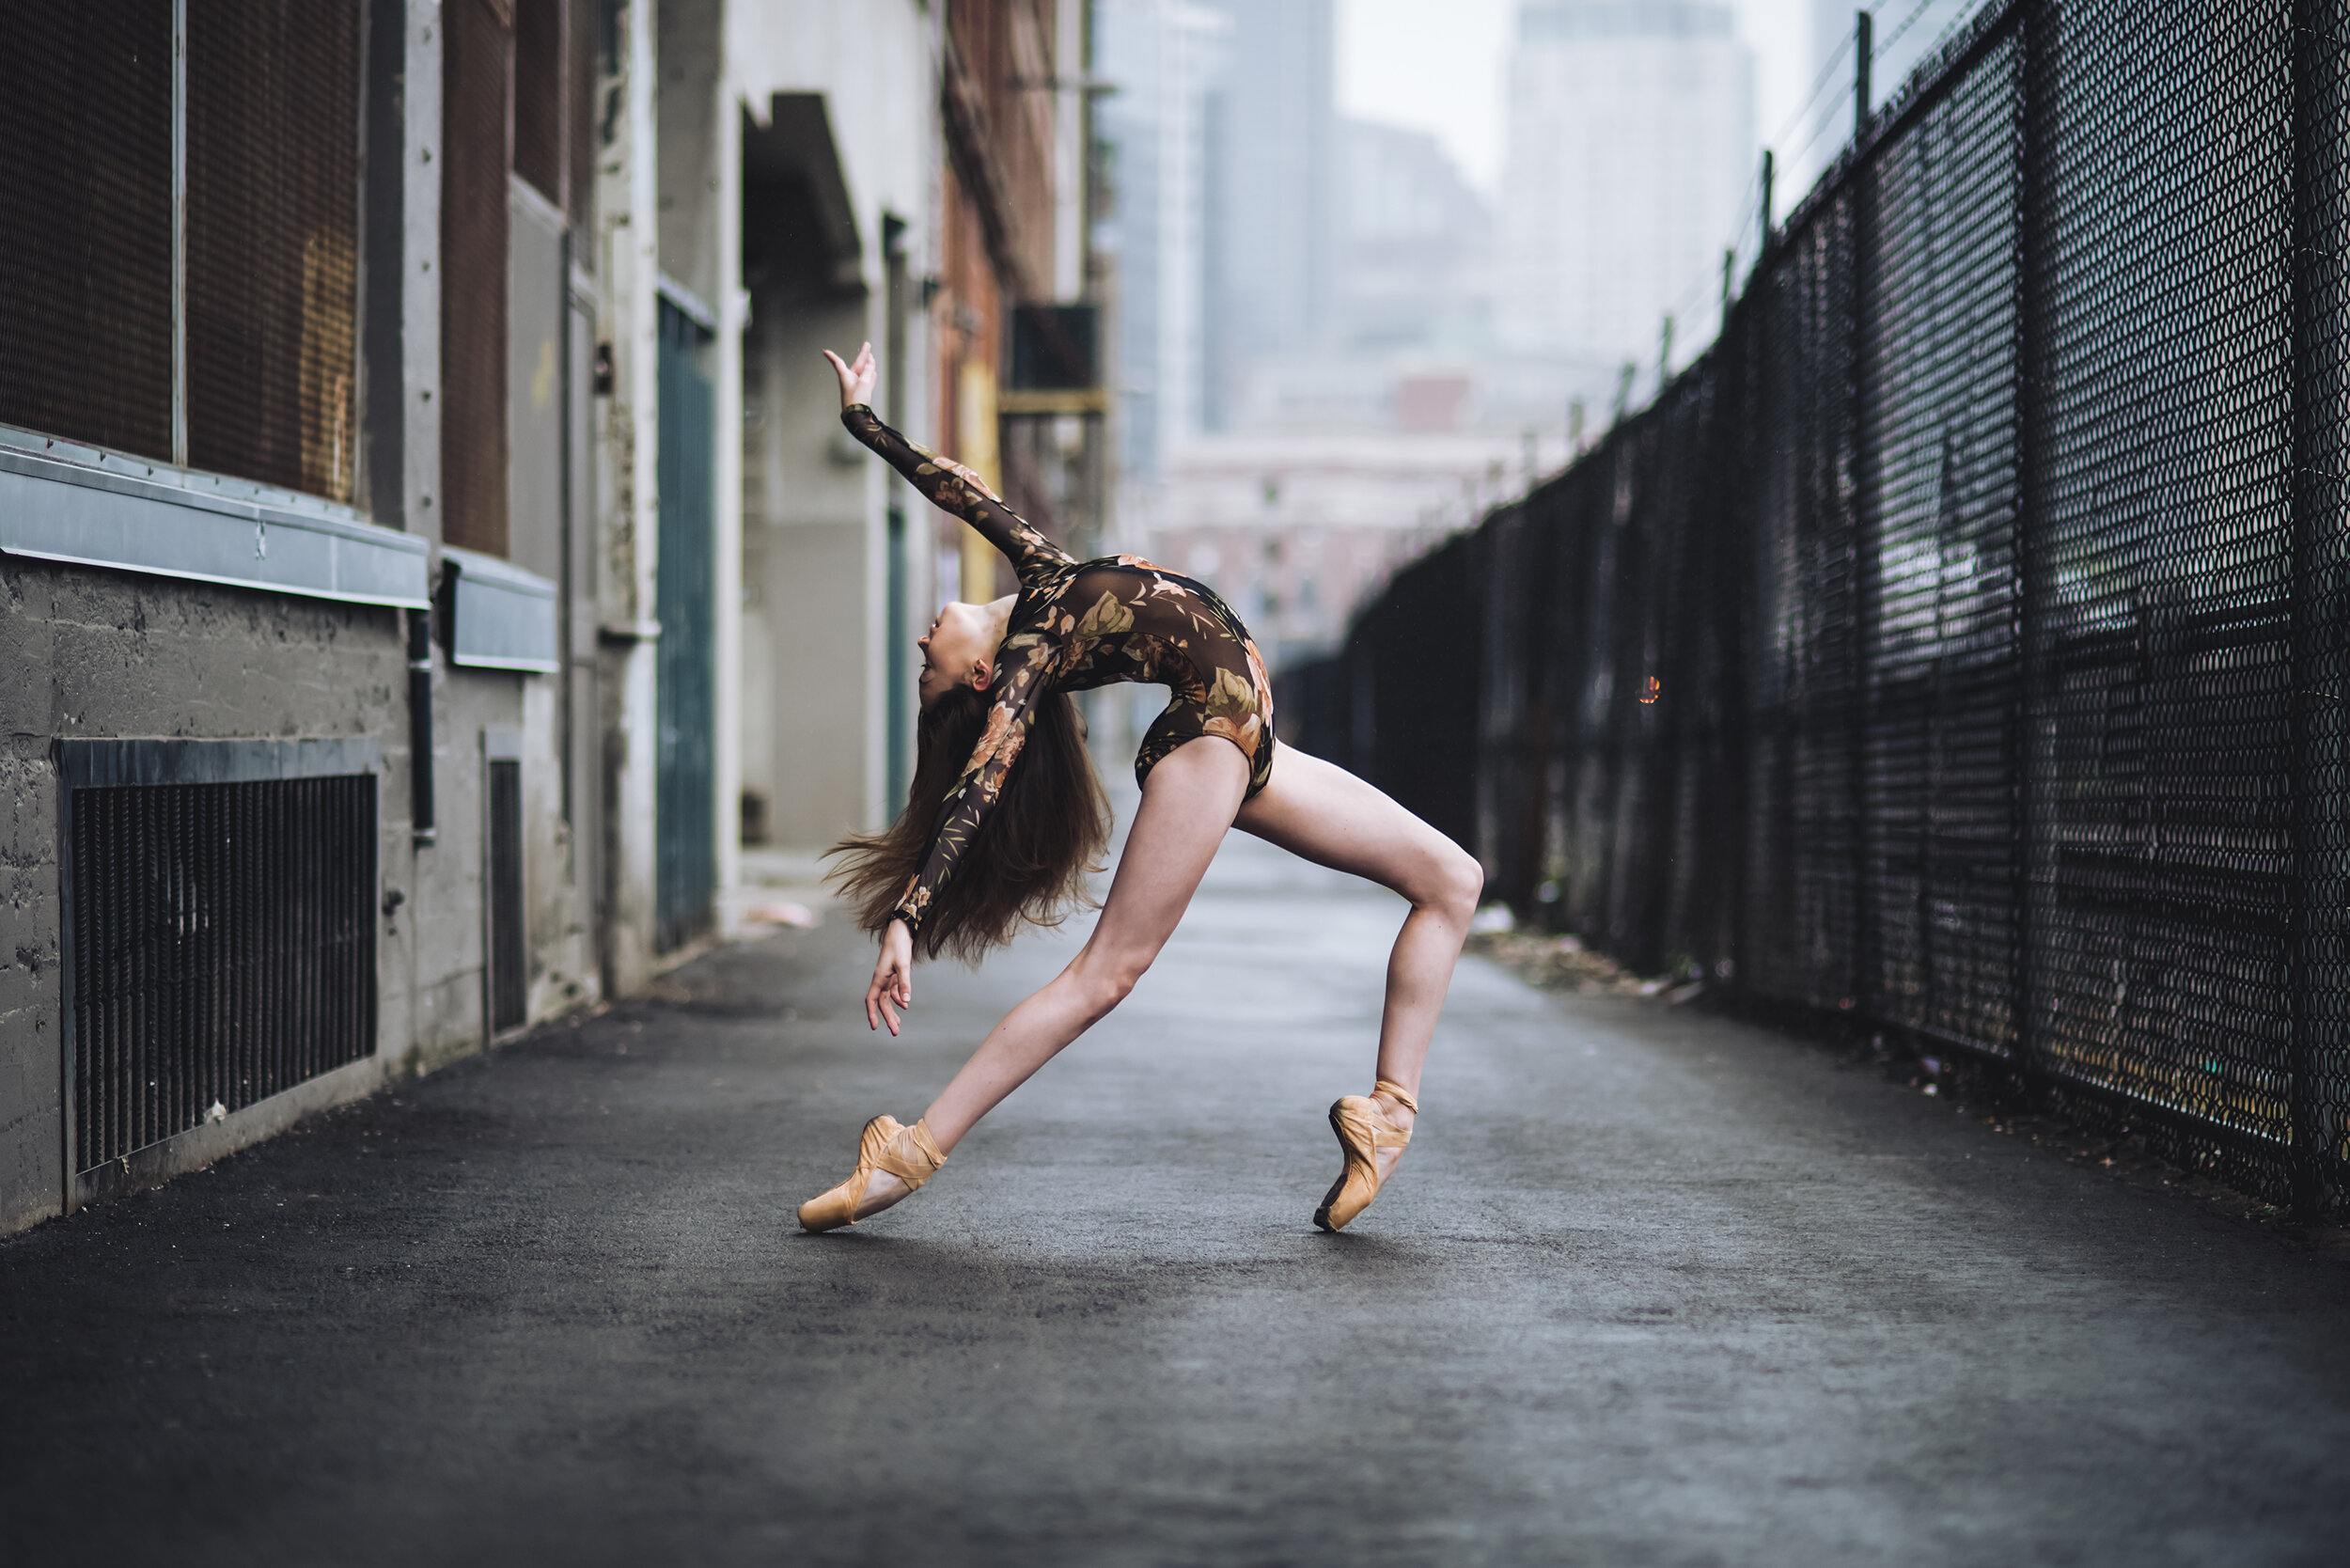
[822,342,879,411]
[865,916,914,1035]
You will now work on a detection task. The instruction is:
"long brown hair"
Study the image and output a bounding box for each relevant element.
[826,682,1110,964]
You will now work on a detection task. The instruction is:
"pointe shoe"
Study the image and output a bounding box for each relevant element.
[797,1114,947,1233]
[1313,1078,1418,1232]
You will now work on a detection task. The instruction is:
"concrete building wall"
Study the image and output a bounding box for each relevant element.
[592,0,664,996]
[0,0,704,1234]
[508,181,598,1019]
[0,565,413,1232]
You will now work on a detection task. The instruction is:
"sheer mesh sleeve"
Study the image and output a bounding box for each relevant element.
[890,634,1059,934]
[841,404,1073,588]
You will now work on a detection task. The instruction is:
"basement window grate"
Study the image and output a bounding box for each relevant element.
[60,740,379,1176]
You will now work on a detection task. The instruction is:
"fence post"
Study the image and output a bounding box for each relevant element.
[2011,0,2060,1099]
[1848,54,1882,1026]
[2288,0,2347,1219]
[1855,10,1873,135]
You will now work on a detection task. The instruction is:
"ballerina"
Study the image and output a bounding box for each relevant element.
[800,343,1481,1233]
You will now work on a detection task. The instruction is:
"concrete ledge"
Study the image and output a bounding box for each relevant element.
[0,435,430,609]
[71,1055,388,1211]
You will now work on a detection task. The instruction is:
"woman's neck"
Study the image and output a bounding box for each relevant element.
[982,593,1015,649]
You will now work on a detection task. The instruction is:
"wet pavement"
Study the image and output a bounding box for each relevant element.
[4,830,2348,1566]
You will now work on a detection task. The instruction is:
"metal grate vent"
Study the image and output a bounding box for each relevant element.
[488,758,526,1032]
[67,770,377,1175]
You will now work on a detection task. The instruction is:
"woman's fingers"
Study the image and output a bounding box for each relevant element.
[863,919,912,1034]
[822,345,879,410]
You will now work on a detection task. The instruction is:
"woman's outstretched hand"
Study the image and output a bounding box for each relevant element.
[822,342,879,411]
[865,917,915,1035]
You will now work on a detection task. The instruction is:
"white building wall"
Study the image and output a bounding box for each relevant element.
[728,0,937,848]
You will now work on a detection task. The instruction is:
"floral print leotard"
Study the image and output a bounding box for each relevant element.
[843,404,1276,935]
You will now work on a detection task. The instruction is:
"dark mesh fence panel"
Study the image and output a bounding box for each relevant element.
[185,0,361,500]
[2290,0,2350,1216]
[1861,30,2023,1056]
[0,3,173,457]
[1286,0,2350,1216]
[2033,0,2297,1191]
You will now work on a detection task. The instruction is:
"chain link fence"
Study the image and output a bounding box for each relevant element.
[1279,0,2350,1217]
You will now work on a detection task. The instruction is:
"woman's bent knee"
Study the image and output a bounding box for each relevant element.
[1067,949,1152,1018]
[1422,843,1483,927]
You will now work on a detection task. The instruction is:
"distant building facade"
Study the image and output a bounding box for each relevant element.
[1497,0,1753,374]
[1096,0,1230,482]
[1143,429,1566,669]
[1335,118,1494,354]
[1198,0,1336,429]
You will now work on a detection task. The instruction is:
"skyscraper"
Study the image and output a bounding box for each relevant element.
[1198,0,1336,427]
[1096,0,1230,479]
[1337,118,1493,354]
[1498,1,1754,376]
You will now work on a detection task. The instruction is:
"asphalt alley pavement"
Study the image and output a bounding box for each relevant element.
[4,830,2348,1566]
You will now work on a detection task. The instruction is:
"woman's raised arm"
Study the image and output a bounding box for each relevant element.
[822,344,1073,580]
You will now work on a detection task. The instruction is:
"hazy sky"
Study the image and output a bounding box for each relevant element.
[1337,0,1820,199]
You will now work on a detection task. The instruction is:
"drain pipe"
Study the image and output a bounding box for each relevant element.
[407,604,436,845]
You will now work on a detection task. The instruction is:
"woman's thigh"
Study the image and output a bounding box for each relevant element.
[1233,742,1466,901]
[1083,734,1251,970]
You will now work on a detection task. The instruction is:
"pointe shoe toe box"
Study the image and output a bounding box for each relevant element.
[796,1115,946,1233]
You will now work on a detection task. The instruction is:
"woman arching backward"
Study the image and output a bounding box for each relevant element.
[800,343,1483,1233]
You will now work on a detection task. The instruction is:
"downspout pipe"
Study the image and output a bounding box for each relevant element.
[408,604,436,845]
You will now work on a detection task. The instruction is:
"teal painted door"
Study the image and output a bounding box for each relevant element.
[655,298,715,952]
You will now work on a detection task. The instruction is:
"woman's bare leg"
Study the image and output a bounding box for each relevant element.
[849,738,1250,1216]
[1232,742,1483,1153]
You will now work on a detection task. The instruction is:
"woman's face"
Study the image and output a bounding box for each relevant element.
[916,602,995,710]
